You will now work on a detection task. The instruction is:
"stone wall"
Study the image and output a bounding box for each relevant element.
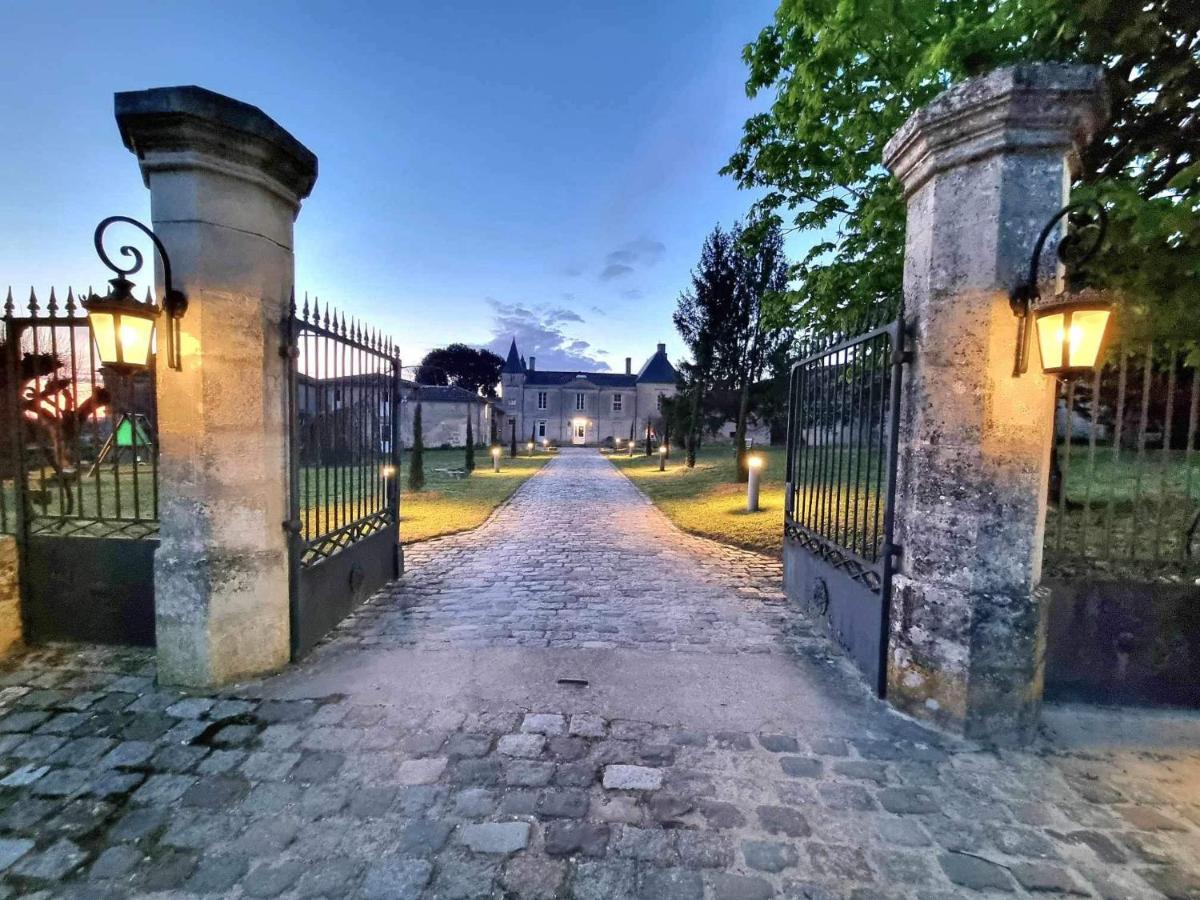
[0,536,21,657]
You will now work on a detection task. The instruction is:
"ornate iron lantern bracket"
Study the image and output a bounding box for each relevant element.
[1010,201,1108,376]
[88,216,189,371]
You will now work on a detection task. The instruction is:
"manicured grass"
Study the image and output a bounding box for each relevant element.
[397,447,550,544]
[608,444,787,557]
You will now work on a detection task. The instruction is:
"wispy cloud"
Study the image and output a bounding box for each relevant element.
[482,299,607,371]
[599,262,635,281]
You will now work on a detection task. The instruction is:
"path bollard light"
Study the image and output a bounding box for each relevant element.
[659,444,668,471]
[628,438,634,458]
[381,463,397,505]
[528,441,535,455]
[747,455,763,512]
[492,446,502,472]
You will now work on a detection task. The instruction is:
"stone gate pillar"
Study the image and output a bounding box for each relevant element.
[881,65,1107,743]
[115,86,318,686]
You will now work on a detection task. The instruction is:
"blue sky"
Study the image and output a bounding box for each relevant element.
[0,0,786,372]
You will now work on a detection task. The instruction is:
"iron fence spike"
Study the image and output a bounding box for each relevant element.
[144,286,153,305]
[4,287,12,315]
[302,291,310,319]
[28,286,38,314]
[47,287,59,315]
[65,287,77,312]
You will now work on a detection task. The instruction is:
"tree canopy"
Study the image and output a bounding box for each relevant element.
[725,0,1200,341]
[416,344,505,397]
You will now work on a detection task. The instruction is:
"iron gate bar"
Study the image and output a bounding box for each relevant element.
[784,316,905,696]
[285,293,401,659]
[3,286,159,644]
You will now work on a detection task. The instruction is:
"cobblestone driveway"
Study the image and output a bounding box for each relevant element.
[0,450,1198,898]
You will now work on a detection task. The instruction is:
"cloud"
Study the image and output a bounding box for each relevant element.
[599,263,635,281]
[620,289,644,300]
[482,299,610,371]
[562,263,584,277]
[597,237,665,283]
[589,305,607,317]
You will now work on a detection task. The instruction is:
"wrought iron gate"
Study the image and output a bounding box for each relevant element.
[285,296,402,658]
[783,318,906,695]
[2,289,158,644]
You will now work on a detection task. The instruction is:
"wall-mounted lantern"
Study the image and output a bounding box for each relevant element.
[1011,201,1111,378]
[84,216,188,374]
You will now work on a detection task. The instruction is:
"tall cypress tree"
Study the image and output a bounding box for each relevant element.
[409,402,425,492]
[464,406,475,473]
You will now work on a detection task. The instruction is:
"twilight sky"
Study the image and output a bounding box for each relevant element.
[0,0,788,373]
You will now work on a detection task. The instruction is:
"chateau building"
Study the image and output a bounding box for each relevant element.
[499,338,677,446]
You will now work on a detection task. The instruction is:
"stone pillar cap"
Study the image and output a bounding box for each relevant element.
[883,63,1108,198]
[115,85,318,207]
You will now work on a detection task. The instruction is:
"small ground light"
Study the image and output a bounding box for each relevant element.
[492,446,502,472]
[747,454,763,512]
[659,444,668,471]
[528,441,535,455]
[380,464,396,478]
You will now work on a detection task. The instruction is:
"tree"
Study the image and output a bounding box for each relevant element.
[674,225,739,467]
[409,402,425,491]
[464,408,475,473]
[731,222,791,480]
[724,0,1200,341]
[417,344,505,397]
[673,222,790,481]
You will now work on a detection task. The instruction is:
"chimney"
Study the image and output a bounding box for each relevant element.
[529,356,535,371]
[625,357,632,375]
[657,343,666,353]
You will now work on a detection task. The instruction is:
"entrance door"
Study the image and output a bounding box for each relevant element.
[572,424,585,445]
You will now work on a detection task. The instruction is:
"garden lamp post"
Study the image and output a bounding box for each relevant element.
[83,216,188,373]
[658,444,667,472]
[747,454,763,512]
[528,440,535,455]
[492,446,502,472]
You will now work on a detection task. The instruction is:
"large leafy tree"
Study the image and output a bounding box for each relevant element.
[725,0,1200,340]
[417,344,505,397]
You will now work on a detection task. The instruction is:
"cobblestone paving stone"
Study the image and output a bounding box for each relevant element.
[0,451,1196,898]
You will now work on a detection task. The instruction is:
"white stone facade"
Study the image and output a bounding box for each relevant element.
[497,339,677,446]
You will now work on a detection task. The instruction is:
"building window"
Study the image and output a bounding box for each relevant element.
[576,392,585,411]
[612,393,622,412]
[507,397,516,407]
[537,391,547,410]
[656,393,664,411]
[537,420,546,438]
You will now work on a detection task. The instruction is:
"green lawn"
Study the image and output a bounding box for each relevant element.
[395,447,550,544]
[608,445,788,557]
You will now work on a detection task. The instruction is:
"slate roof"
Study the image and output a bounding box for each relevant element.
[502,338,523,374]
[500,338,678,387]
[636,344,677,384]
[411,384,483,404]
[524,371,638,387]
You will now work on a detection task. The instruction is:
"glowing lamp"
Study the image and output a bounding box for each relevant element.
[380,464,396,478]
[1033,292,1111,376]
[658,444,668,455]
[491,447,502,458]
[82,282,157,373]
[85,216,188,374]
[1011,201,1111,378]
[747,455,764,470]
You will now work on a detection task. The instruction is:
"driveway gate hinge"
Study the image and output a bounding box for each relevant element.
[891,349,913,365]
[282,518,302,534]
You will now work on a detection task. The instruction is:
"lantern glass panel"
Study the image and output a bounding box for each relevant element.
[119,313,156,368]
[1067,308,1109,370]
[89,311,119,364]
[1036,311,1066,371]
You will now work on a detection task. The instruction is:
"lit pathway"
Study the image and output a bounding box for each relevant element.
[0,449,1197,898]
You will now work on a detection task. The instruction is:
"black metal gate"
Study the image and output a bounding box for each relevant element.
[285,296,402,659]
[2,289,158,645]
[783,318,906,695]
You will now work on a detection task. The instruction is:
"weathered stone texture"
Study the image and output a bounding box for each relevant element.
[881,63,1109,743]
[0,537,19,659]
[114,85,318,687]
